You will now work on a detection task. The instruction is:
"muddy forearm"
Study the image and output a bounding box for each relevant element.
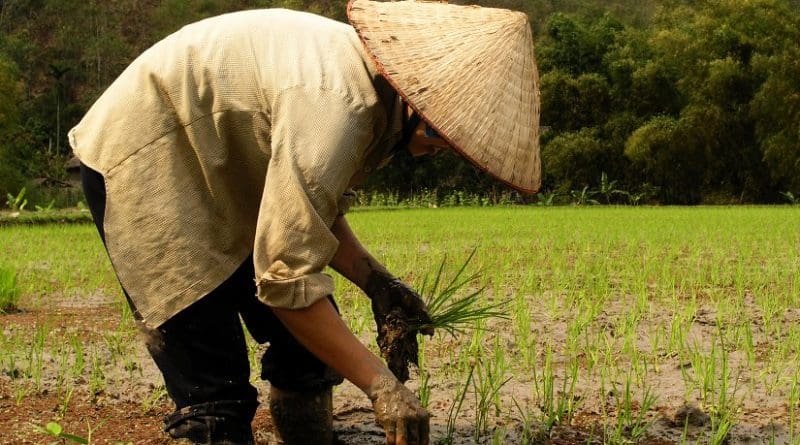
[329,215,389,292]
[271,297,392,392]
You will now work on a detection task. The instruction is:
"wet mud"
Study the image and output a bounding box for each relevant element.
[377,308,419,383]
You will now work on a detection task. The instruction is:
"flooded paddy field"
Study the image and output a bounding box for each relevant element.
[1,206,799,444]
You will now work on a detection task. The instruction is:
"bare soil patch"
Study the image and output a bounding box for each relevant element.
[3,290,798,445]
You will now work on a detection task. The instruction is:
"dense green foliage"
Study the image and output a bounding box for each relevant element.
[1,0,798,204]
[537,0,800,203]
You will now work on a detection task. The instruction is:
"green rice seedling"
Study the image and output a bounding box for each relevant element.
[26,322,48,391]
[416,248,509,336]
[34,421,88,444]
[512,294,535,371]
[15,382,28,405]
[618,311,641,360]
[647,323,667,372]
[417,336,431,408]
[513,398,544,445]
[688,343,715,406]
[417,366,431,408]
[118,299,136,329]
[669,312,688,356]
[790,371,800,437]
[737,322,756,376]
[606,370,657,443]
[70,334,85,378]
[436,362,474,445]
[141,384,168,413]
[58,387,75,419]
[628,350,649,389]
[709,366,740,444]
[465,320,487,360]
[123,355,140,379]
[491,426,508,445]
[0,329,19,379]
[678,416,693,445]
[103,330,129,367]
[535,346,580,434]
[708,410,735,445]
[0,267,20,313]
[471,356,511,441]
[490,337,508,415]
[565,304,591,356]
[88,348,106,400]
[54,342,71,392]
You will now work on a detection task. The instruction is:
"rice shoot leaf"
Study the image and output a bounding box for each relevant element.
[416,248,509,336]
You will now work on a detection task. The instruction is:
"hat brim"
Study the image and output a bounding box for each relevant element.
[347,0,542,193]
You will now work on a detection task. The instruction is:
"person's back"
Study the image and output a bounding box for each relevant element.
[71,8,380,178]
[70,8,390,326]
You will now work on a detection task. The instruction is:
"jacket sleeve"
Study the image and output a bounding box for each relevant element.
[254,86,375,309]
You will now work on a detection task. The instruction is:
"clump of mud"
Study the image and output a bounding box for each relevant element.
[671,404,710,427]
[376,308,419,383]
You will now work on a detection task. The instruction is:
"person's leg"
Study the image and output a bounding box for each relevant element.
[239,293,344,445]
[80,164,257,444]
[153,273,258,444]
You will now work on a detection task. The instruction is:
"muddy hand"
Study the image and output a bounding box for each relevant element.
[367,374,430,445]
[366,270,433,382]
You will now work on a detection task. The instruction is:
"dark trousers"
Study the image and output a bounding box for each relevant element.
[80,164,342,428]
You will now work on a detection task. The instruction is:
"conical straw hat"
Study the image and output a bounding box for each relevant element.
[348,0,541,193]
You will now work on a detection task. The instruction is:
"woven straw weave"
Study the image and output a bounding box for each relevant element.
[348,0,541,193]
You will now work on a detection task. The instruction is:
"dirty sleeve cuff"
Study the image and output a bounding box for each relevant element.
[256,272,334,309]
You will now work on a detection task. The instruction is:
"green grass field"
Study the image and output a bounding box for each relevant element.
[1,206,799,444]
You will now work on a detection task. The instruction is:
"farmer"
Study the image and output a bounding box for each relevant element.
[68,0,540,444]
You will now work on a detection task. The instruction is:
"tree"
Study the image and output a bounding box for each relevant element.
[0,55,25,195]
[751,47,800,194]
[542,128,610,194]
[624,116,705,203]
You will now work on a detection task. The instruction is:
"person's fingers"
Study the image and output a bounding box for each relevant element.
[396,419,408,445]
[419,411,430,445]
[408,336,420,366]
[406,417,420,445]
[419,324,434,336]
[385,424,397,445]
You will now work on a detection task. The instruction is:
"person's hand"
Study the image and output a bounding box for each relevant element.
[367,374,430,445]
[365,270,433,382]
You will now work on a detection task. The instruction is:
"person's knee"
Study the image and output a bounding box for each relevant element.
[260,345,343,392]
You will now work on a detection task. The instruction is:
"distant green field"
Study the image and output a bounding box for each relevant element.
[6,206,797,310]
[2,206,800,443]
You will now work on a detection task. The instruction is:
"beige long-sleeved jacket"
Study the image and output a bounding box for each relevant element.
[69,9,401,327]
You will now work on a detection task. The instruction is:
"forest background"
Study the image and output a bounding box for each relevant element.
[0,0,799,205]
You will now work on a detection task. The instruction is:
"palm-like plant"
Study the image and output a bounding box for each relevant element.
[598,172,625,204]
[570,186,599,206]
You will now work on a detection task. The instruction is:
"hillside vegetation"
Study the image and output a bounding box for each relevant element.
[1,0,798,204]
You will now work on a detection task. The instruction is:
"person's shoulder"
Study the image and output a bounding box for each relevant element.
[182,8,349,34]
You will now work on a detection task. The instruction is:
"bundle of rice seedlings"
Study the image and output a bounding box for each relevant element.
[383,249,509,382]
[415,248,509,336]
